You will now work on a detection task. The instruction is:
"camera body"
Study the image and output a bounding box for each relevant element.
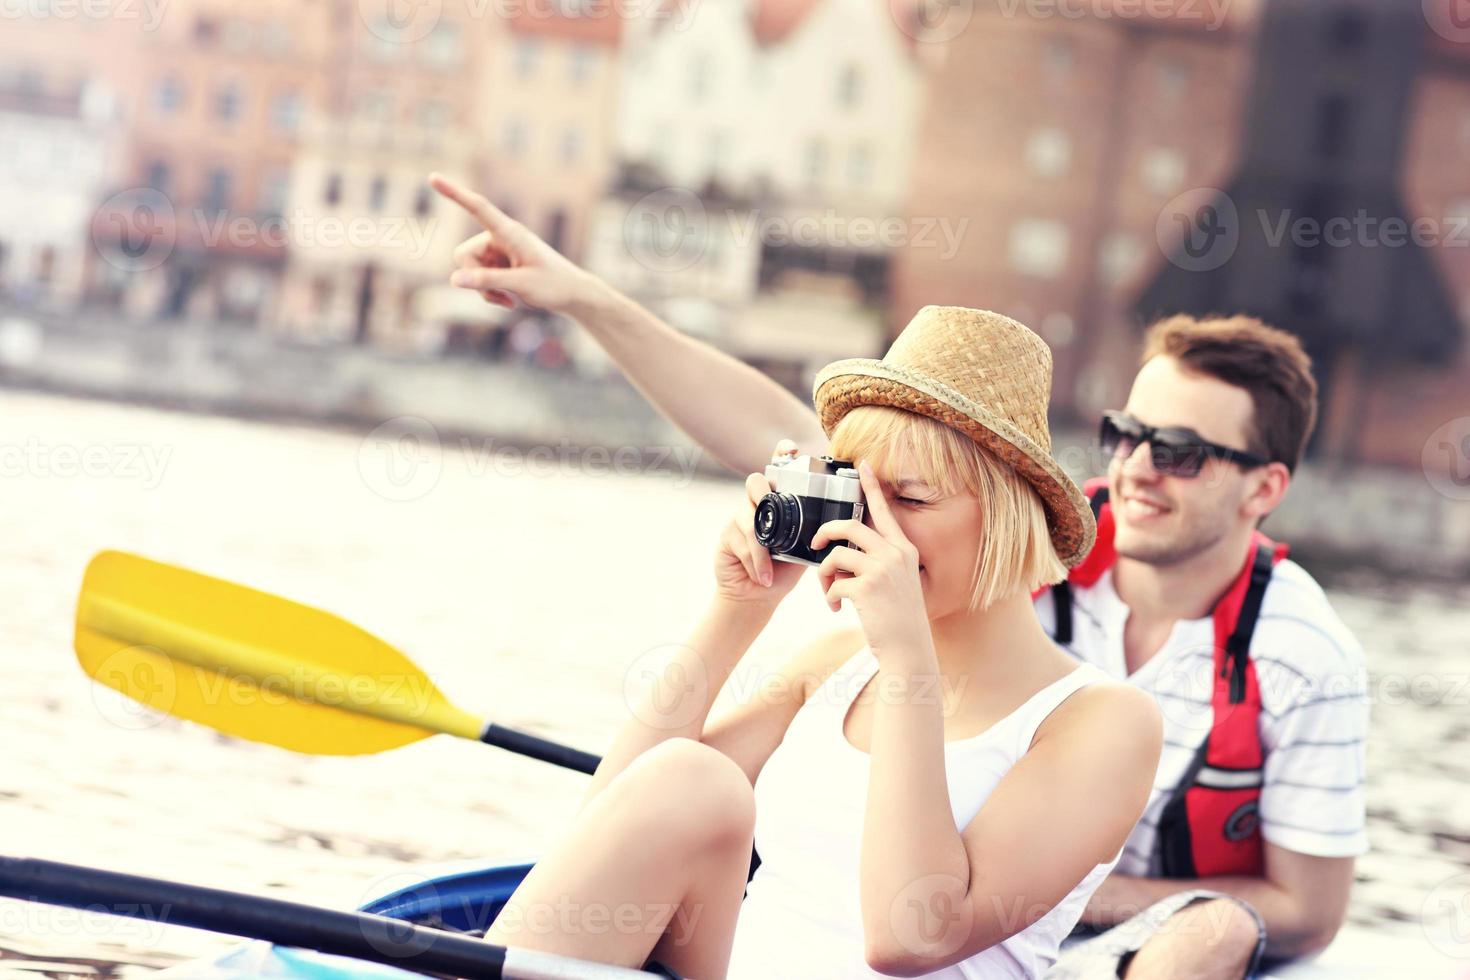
[753,455,865,566]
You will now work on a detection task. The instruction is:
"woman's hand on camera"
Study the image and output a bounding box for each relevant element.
[429,172,604,314]
[714,464,806,607]
[810,460,931,660]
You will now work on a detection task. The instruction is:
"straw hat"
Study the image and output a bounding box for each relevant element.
[813,305,1095,567]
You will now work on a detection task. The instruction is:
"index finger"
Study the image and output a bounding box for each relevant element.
[856,459,904,539]
[429,172,518,239]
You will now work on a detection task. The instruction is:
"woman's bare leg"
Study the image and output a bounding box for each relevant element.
[484,738,757,978]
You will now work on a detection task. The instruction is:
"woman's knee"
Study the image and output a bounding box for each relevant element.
[616,738,756,845]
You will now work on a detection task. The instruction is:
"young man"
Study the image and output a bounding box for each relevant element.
[431,175,1369,979]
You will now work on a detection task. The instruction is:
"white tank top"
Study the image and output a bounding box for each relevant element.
[726,647,1120,979]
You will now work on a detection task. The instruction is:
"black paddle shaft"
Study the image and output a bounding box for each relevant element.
[481,723,601,775]
[0,855,506,979]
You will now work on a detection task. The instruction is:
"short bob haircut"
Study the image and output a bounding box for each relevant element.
[827,405,1067,612]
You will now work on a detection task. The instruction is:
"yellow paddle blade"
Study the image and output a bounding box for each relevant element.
[74,550,483,755]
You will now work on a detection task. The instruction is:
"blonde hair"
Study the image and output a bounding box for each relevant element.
[827,405,1067,611]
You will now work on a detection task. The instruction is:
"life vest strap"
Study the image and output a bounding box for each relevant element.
[1195,765,1265,791]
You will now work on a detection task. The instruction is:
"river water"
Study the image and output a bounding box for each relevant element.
[1,390,1466,976]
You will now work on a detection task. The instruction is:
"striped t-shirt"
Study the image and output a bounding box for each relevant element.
[1033,559,1369,874]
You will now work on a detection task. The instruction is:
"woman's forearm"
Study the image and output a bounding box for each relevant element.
[577,598,774,813]
[859,644,975,969]
[564,283,829,475]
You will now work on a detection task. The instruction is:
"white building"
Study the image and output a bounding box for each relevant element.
[0,81,120,308]
[614,0,922,212]
[581,0,921,374]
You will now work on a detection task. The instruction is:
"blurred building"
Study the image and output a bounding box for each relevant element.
[273,5,483,348]
[895,1,1258,416]
[0,79,121,308]
[85,0,337,324]
[477,4,625,262]
[893,0,1470,469]
[581,0,918,378]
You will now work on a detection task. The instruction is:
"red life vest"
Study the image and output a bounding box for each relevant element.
[1042,478,1289,879]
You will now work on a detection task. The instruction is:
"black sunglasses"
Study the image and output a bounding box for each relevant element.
[1099,410,1270,478]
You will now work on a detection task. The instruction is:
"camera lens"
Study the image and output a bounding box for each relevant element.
[753,492,802,554]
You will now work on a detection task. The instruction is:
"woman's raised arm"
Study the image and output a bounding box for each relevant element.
[429,173,828,475]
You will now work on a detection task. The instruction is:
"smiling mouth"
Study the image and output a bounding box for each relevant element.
[1121,495,1171,520]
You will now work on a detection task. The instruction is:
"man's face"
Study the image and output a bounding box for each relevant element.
[1108,355,1262,566]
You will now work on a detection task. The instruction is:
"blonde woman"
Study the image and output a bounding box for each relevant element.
[431,176,1162,979]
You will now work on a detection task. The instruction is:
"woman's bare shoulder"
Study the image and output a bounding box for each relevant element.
[1042,676,1162,757]
[1052,675,1164,752]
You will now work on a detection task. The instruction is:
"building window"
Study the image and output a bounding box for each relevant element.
[222,19,254,52]
[271,91,302,133]
[425,23,461,67]
[369,175,388,212]
[1099,232,1141,286]
[215,82,243,123]
[260,22,292,57]
[1040,312,1075,347]
[502,117,528,157]
[324,173,342,207]
[1008,219,1069,278]
[1158,59,1190,101]
[560,127,583,165]
[804,138,826,185]
[1043,37,1073,79]
[836,64,862,109]
[546,208,567,252]
[202,168,233,213]
[569,44,596,85]
[418,100,450,130]
[1026,128,1070,178]
[145,160,170,193]
[515,38,540,79]
[153,77,184,116]
[847,143,873,185]
[258,169,289,218]
[357,90,392,123]
[1142,147,1185,195]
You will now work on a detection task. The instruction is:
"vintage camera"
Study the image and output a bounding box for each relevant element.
[753,454,865,566]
